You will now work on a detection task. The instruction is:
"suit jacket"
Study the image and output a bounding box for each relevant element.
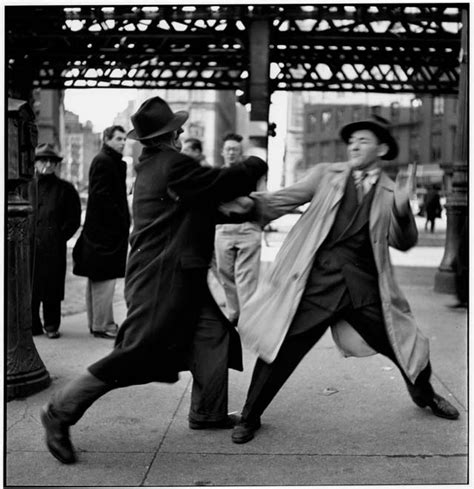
[88,146,268,386]
[237,162,429,384]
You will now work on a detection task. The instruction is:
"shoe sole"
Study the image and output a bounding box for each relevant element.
[40,408,77,464]
[430,409,460,420]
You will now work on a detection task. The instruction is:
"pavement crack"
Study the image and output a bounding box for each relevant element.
[156,451,467,459]
[138,375,193,486]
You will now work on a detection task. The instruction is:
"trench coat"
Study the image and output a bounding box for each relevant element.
[73,145,130,280]
[238,162,430,384]
[88,145,268,386]
[29,173,81,301]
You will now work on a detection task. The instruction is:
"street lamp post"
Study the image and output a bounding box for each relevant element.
[7,98,51,400]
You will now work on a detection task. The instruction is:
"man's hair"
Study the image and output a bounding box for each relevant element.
[103,125,126,143]
[141,131,174,147]
[222,133,243,144]
[184,138,203,152]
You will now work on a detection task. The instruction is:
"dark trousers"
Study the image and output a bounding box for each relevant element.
[50,294,232,425]
[241,291,434,421]
[32,293,61,334]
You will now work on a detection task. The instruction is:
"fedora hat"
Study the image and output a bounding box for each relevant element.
[340,114,399,160]
[35,143,63,162]
[127,96,189,141]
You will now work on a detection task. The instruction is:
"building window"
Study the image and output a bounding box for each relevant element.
[321,142,331,161]
[431,132,442,161]
[371,105,381,116]
[188,122,204,139]
[307,113,318,134]
[321,110,332,127]
[336,142,345,162]
[410,98,422,122]
[335,107,344,128]
[433,96,445,116]
[390,102,400,121]
[409,132,420,164]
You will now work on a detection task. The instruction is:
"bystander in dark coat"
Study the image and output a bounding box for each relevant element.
[424,186,442,233]
[30,144,81,338]
[73,144,130,280]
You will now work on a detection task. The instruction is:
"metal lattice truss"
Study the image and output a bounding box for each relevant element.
[6,4,464,94]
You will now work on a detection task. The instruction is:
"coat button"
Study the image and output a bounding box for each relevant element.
[292,273,299,280]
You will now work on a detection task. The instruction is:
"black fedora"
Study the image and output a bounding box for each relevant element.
[127,96,189,141]
[340,114,399,160]
[35,143,63,162]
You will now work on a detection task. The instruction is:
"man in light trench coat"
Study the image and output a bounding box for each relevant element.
[225,115,460,444]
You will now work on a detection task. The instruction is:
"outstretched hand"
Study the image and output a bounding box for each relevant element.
[394,163,417,214]
[218,196,255,216]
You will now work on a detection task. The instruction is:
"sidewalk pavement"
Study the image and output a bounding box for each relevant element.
[6,214,467,486]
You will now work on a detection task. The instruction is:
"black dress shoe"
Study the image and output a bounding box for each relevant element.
[231,418,261,444]
[426,394,460,420]
[92,330,117,339]
[46,331,61,339]
[40,405,76,464]
[189,413,241,430]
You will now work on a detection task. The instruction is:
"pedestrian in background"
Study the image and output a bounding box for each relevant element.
[72,125,130,339]
[225,115,459,444]
[30,144,81,339]
[182,137,209,166]
[214,133,267,325]
[424,186,442,233]
[40,96,268,465]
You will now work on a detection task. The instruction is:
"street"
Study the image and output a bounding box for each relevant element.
[6,213,467,486]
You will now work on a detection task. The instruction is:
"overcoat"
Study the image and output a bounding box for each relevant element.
[29,173,81,301]
[73,145,131,280]
[88,145,268,386]
[238,162,430,384]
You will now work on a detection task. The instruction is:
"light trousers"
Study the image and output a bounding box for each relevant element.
[214,222,262,324]
[86,278,117,332]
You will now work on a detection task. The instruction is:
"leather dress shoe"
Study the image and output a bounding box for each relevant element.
[40,405,76,464]
[46,331,61,339]
[231,417,261,444]
[189,413,241,430]
[92,330,117,339]
[426,394,460,420]
[412,393,460,420]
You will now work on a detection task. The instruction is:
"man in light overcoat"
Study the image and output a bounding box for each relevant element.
[228,115,460,444]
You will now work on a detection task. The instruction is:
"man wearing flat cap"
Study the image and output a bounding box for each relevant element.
[30,144,81,339]
[224,115,460,444]
[40,96,268,464]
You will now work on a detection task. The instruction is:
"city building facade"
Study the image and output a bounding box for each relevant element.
[287,92,458,191]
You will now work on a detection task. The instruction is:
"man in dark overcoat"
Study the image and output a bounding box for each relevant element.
[30,144,81,339]
[40,96,268,464]
[73,125,131,338]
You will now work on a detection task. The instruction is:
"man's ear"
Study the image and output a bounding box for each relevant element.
[377,143,389,158]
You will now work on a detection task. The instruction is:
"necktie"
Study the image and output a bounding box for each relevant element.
[353,171,366,203]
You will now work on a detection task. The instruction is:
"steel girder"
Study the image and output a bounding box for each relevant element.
[6,4,464,94]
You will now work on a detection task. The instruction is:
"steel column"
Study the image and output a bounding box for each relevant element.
[434,8,468,293]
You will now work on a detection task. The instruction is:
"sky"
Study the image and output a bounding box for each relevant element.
[64,88,138,132]
[63,88,288,189]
